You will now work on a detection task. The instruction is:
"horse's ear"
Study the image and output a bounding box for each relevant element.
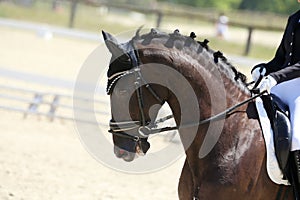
[133,25,143,40]
[102,30,124,56]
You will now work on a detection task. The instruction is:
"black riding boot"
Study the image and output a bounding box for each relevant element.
[292,150,300,199]
[295,151,300,185]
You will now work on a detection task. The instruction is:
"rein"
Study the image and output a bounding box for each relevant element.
[147,91,267,134]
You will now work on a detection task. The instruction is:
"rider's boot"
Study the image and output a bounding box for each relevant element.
[292,150,300,199]
[294,151,300,185]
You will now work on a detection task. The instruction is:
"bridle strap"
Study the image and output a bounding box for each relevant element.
[134,69,147,127]
[108,129,140,141]
[109,120,141,132]
[141,75,164,104]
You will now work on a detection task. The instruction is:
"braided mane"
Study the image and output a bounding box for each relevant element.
[134,28,247,87]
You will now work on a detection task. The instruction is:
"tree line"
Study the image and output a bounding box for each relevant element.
[158,0,300,14]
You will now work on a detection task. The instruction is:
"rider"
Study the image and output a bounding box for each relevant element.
[251,5,300,194]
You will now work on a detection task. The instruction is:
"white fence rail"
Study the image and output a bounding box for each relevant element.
[0,84,110,126]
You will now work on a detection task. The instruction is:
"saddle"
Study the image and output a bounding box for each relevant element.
[261,94,292,177]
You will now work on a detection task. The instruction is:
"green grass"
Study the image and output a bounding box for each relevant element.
[0,1,69,26]
[208,37,276,60]
[0,1,136,33]
[0,1,278,61]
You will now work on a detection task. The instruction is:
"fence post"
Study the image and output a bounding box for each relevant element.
[244,26,253,56]
[48,95,60,121]
[24,93,43,118]
[69,0,79,28]
[156,11,163,28]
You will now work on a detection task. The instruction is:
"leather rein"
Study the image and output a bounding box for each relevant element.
[107,43,266,142]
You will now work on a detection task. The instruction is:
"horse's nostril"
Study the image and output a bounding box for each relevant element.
[119,149,126,155]
[114,146,125,158]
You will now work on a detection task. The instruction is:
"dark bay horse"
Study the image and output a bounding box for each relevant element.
[102,29,293,199]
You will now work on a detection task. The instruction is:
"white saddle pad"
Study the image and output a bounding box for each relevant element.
[255,97,290,185]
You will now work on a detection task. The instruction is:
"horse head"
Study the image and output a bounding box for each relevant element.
[102,30,168,162]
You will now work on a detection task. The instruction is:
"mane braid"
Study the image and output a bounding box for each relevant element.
[132,29,247,92]
[135,29,248,90]
[213,50,247,83]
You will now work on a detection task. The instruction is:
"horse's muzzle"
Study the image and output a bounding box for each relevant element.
[114,146,136,162]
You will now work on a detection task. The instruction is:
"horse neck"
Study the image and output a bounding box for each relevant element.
[163,58,262,187]
[141,43,261,156]
[136,38,269,192]
[169,56,253,146]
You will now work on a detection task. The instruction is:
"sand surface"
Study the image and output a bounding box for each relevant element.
[0,26,185,200]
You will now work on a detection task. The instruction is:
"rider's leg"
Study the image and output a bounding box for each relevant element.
[271,78,300,194]
[271,78,300,152]
[285,85,300,199]
[290,96,300,189]
[290,96,300,152]
[271,78,300,151]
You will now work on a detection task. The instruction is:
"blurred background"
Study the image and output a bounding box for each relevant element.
[1,0,299,58]
[0,0,299,200]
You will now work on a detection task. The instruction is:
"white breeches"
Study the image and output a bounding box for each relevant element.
[271,77,300,151]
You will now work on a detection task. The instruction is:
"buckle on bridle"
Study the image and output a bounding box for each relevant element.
[138,126,151,138]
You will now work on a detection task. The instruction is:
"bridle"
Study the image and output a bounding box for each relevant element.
[107,41,267,143]
[108,66,166,141]
[107,42,166,142]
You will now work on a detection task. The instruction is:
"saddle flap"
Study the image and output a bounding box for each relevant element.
[261,95,292,172]
[271,94,289,116]
[273,110,292,171]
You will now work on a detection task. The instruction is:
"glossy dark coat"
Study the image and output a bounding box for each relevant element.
[104,30,294,199]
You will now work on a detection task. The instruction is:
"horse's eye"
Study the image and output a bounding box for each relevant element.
[118,54,131,63]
